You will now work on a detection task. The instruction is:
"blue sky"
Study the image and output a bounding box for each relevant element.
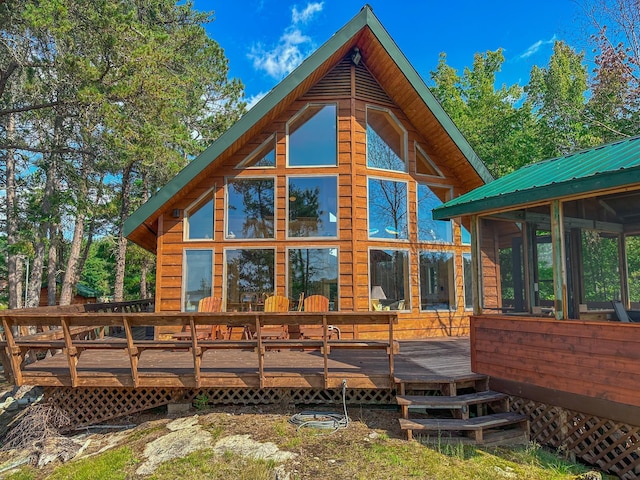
[193,1,585,107]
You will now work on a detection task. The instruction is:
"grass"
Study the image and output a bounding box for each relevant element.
[0,407,612,480]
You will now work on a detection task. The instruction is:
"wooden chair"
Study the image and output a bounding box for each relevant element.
[299,295,340,339]
[258,295,290,339]
[612,300,631,322]
[173,296,225,340]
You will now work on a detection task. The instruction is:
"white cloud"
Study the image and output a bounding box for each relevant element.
[518,35,557,59]
[248,2,324,80]
[245,91,268,110]
[292,2,323,24]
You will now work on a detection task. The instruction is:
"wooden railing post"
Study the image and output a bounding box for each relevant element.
[61,317,79,387]
[255,315,264,387]
[190,316,202,388]
[1,316,22,385]
[122,317,139,387]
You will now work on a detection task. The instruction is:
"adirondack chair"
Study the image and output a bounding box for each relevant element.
[299,295,340,339]
[173,296,224,340]
[258,295,290,339]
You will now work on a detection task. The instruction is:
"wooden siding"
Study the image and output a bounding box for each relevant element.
[154,49,475,340]
[471,315,640,412]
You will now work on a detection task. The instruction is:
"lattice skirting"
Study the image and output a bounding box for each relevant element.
[511,397,640,479]
[43,387,395,429]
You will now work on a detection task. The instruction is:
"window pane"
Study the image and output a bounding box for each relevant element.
[461,226,471,244]
[581,230,621,302]
[186,197,213,240]
[416,146,441,176]
[240,135,276,168]
[288,248,338,310]
[184,250,212,312]
[369,249,409,311]
[417,184,452,242]
[367,108,406,171]
[225,249,275,312]
[463,253,472,309]
[289,104,337,167]
[368,178,407,239]
[226,178,274,239]
[288,176,337,237]
[419,251,455,311]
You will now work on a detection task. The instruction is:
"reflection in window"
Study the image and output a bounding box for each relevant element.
[368,178,408,239]
[288,176,337,237]
[369,249,409,311]
[367,107,407,172]
[288,104,337,167]
[185,196,214,240]
[288,248,338,310]
[417,184,452,242]
[226,178,274,239]
[463,253,472,309]
[238,135,276,168]
[416,144,442,177]
[183,250,213,312]
[225,248,275,312]
[419,251,455,311]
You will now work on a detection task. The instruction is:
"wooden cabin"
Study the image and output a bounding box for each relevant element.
[123,6,493,340]
[434,136,640,478]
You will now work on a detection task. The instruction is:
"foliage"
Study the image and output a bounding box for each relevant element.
[47,447,135,480]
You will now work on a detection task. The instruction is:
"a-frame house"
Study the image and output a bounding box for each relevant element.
[124,5,493,340]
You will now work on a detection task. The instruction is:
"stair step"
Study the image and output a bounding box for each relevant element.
[396,390,507,409]
[399,412,529,443]
[417,427,530,447]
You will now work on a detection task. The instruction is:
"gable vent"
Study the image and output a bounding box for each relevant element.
[303,57,352,99]
[355,62,394,106]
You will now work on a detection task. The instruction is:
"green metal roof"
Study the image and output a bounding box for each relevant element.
[124,5,492,241]
[433,135,640,220]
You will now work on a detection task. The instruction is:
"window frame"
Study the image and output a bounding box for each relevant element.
[418,249,457,312]
[416,182,453,244]
[368,247,411,312]
[286,246,340,311]
[286,174,339,240]
[223,247,276,312]
[286,103,338,168]
[366,105,408,173]
[415,142,444,178]
[367,175,409,241]
[183,187,215,242]
[181,248,214,312]
[235,133,277,169]
[224,175,276,241]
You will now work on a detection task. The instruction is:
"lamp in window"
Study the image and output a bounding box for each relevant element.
[371,285,386,300]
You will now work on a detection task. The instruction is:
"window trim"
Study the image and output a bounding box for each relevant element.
[223,246,277,312]
[418,249,457,312]
[286,245,340,311]
[367,175,409,242]
[286,102,338,168]
[235,133,277,169]
[181,248,214,312]
[224,175,277,241]
[366,105,408,173]
[415,142,445,178]
[367,246,411,312]
[416,182,454,244]
[183,187,215,242]
[286,174,339,240]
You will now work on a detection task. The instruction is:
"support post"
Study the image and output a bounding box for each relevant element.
[471,215,482,315]
[550,200,566,319]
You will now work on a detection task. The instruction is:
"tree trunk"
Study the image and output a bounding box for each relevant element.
[140,260,148,299]
[59,213,85,305]
[114,163,133,302]
[5,112,20,309]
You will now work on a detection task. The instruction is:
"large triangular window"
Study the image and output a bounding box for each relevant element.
[237,134,276,169]
[367,107,407,172]
[184,191,214,240]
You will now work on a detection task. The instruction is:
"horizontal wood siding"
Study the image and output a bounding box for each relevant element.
[471,315,640,408]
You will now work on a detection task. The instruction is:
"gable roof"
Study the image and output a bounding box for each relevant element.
[433,135,640,220]
[124,5,493,251]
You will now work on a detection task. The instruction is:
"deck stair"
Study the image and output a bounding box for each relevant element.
[396,375,529,445]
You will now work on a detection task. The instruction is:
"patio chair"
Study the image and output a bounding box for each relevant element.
[258,295,290,339]
[173,296,225,340]
[612,300,631,322]
[299,295,340,339]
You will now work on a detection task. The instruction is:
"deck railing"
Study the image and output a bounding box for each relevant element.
[0,311,398,390]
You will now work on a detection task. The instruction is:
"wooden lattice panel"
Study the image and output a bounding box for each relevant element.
[512,397,640,479]
[43,387,395,429]
[44,387,178,429]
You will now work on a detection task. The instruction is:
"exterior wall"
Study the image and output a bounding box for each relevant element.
[155,57,475,339]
